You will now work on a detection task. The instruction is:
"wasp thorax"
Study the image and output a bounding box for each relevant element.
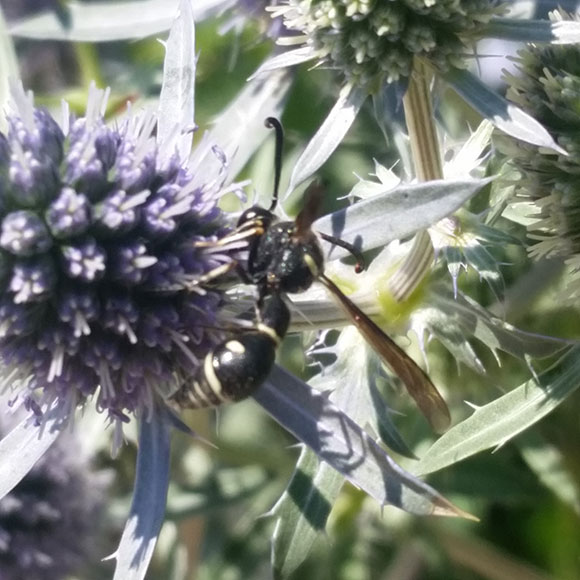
[249,221,324,294]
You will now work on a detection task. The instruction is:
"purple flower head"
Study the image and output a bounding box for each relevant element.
[0,85,239,429]
[0,412,108,580]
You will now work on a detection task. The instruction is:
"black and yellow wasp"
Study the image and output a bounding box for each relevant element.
[170,118,450,433]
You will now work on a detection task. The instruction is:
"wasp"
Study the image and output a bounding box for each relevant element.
[171,118,450,433]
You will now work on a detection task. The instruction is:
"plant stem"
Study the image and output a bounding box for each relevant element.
[388,59,441,301]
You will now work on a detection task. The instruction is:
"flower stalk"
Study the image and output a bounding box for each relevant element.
[388,59,440,301]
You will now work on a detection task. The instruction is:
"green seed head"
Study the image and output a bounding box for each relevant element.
[278,0,503,91]
[502,12,580,265]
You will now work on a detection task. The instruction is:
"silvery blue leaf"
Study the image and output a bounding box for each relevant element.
[8,0,226,42]
[158,0,195,162]
[315,178,492,259]
[250,47,317,79]
[112,407,171,580]
[270,329,414,577]
[270,447,342,578]
[196,68,292,185]
[285,86,368,197]
[442,68,566,155]
[254,366,471,518]
[415,346,580,476]
[0,413,62,499]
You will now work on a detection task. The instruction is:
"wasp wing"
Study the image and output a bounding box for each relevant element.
[294,181,325,239]
[319,274,451,433]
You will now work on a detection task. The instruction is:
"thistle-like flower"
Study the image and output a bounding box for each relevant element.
[0,5,283,577]
[0,412,107,580]
[271,0,504,90]
[0,84,238,432]
[500,11,580,298]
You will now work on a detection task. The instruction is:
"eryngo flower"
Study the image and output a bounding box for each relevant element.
[271,0,504,91]
[0,412,107,580]
[0,84,238,430]
[499,11,580,297]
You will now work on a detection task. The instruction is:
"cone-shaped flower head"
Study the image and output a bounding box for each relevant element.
[0,86,238,426]
[272,0,504,91]
[500,11,580,296]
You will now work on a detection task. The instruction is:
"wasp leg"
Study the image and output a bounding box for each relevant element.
[193,225,264,249]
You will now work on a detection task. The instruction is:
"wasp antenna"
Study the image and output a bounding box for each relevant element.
[265,117,284,212]
[318,232,366,273]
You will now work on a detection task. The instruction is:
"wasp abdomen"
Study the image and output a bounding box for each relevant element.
[171,334,277,409]
[170,294,290,409]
